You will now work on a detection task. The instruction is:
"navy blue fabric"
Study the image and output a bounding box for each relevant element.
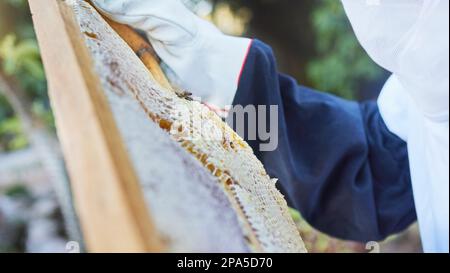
[232,39,417,242]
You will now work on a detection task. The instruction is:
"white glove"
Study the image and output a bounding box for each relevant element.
[92,0,252,107]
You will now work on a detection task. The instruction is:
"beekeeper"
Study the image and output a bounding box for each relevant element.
[92,0,449,252]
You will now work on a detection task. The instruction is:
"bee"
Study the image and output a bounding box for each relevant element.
[175,89,194,101]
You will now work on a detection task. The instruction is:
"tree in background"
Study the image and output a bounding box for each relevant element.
[0,0,82,247]
[307,0,388,99]
[0,0,48,151]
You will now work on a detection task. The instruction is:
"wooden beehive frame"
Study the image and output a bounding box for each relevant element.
[29,0,164,252]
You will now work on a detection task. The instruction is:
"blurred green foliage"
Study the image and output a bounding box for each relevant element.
[0,116,28,151]
[4,184,32,199]
[0,0,50,152]
[307,0,384,99]
[0,34,44,81]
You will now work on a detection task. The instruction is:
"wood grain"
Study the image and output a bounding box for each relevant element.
[28,0,165,252]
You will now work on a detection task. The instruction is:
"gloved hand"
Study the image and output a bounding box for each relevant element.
[92,0,252,107]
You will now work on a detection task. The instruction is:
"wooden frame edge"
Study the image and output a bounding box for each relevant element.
[28,0,164,252]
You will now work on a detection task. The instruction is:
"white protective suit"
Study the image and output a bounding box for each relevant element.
[342,0,449,252]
